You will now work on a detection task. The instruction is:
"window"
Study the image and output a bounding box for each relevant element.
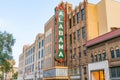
[38,51,40,59]
[73,15,75,26]
[81,9,85,20]
[39,42,41,49]
[69,68,72,75]
[103,50,106,60]
[117,67,120,77]
[82,27,86,39]
[38,62,40,70]
[73,32,76,43]
[91,54,94,62]
[84,67,86,74]
[31,56,32,63]
[32,64,34,72]
[77,12,80,23]
[41,49,44,58]
[116,47,120,58]
[74,68,77,75]
[84,46,87,56]
[78,47,81,58]
[77,29,80,41]
[110,48,115,59]
[95,55,98,62]
[70,34,72,45]
[41,60,43,69]
[30,49,32,54]
[42,40,44,47]
[77,68,80,74]
[73,48,76,59]
[69,19,72,28]
[33,47,35,53]
[33,55,34,62]
[110,67,120,78]
[98,53,102,61]
[70,50,72,59]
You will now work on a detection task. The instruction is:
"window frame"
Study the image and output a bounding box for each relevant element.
[110,48,115,59]
[116,47,120,58]
[82,26,86,39]
[77,12,80,23]
[81,9,85,20]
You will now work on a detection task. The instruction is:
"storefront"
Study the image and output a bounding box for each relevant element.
[88,60,110,80]
[43,66,68,80]
[91,70,105,80]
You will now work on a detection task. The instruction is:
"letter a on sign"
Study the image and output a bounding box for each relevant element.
[59,52,64,57]
[59,11,64,16]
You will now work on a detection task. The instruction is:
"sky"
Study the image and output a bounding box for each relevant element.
[0,0,109,67]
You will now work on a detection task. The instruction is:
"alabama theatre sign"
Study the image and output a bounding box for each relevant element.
[55,5,66,63]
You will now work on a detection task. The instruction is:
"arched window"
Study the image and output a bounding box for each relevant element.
[102,50,106,60]
[116,46,120,58]
[95,53,98,62]
[110,47,115,59]
[98,51,102,61]
[91,54,94,62]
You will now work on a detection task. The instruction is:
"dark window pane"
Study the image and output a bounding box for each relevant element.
[81,9,85,20]
[99,54,102,61]
[117,67,120,77]
[91,54,94,62]
[111,67,117,77]
[77,29,80,41]
[111,50,115,59]
[73,32,76,43]
[78,47,81,58]
[84,67,86,74]
[69,19,72,28]
[73,48,76,59]
[95,55,98,61]
[33,55,34,62]
[70,50,72,59]
[82,27,86,39]
[116,49,120,58]
[103,52,106,60]
[70,34,72,45]
[84,46,87,56]
[73,16,75,26]
[32,64,34,72]
[42,40,44,47]
[39,42,41,49]
[77,12,80,23]
[41,49,44,58]
[38,51,40,59]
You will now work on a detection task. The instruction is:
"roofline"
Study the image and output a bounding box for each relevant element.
[86,28,120,47]
[44,15,55,27]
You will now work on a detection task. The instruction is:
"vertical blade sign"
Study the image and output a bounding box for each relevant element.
[55,5,66,63]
